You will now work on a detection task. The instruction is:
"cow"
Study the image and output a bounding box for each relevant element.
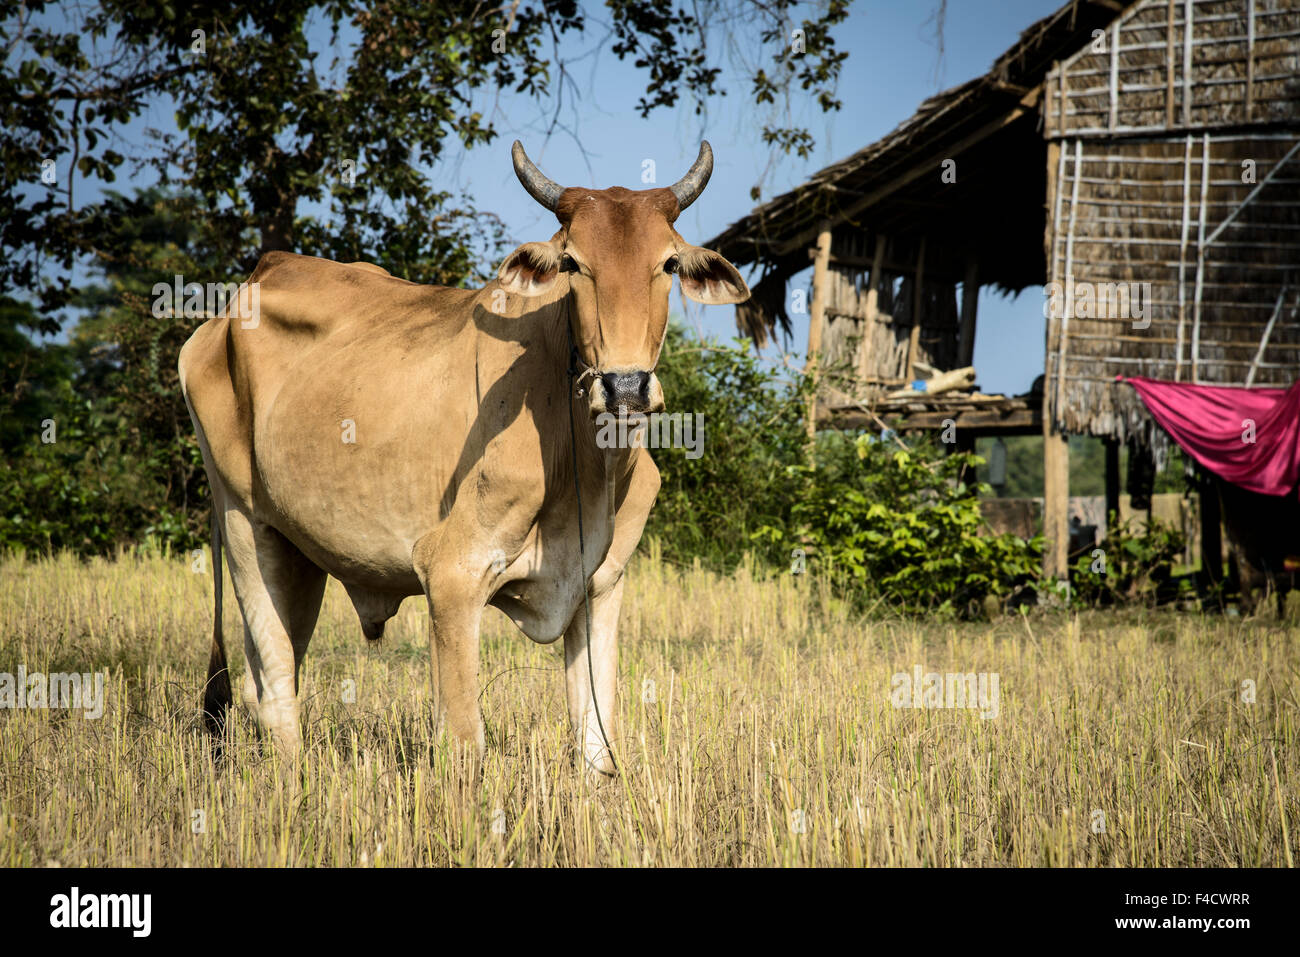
[178,141,749,774]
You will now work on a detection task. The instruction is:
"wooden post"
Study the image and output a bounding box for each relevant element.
[1246,0,1256,120]
[1191,133,1210,383]
[957,257,979,369]
[1108,20,1119,131]
[1198,469,1222,595]
[1042,133,1067,585]
[952,429,976,489]
[1183,0,1193,127]
[907,237,927,382]
[1104,437,1120,534]
[805,220,833,452]
[1055,139,1082,425]
[1057,61,1066,134]
[1165,0,1175,128]
[1043,419,1070,583]
[1175,133,1192,381]
[856,233,888,383]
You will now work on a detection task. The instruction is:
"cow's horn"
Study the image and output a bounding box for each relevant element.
[511,141,564,211]
[669,141,714,213]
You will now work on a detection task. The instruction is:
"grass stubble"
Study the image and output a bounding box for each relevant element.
[0,543,1295,867]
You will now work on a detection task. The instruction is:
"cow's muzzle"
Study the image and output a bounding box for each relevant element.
[590,370,664,416]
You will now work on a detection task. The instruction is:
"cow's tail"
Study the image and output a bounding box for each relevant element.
[201,510,232,738]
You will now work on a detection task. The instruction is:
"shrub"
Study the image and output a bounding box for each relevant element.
[644,324,806,572]
[1070,517,1187,606]
[753,431,1041,615]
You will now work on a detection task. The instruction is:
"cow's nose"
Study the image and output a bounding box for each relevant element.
[600,371,651,411]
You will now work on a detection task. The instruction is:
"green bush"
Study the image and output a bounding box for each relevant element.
[753,432,1041,615]
[644,324,806,572]
[0,385,204,558]
[1070,517,1187,606]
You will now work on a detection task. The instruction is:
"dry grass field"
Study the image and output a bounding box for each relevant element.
[0,545,1296,867]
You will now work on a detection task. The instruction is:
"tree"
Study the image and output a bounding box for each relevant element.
[2,0,854,331]
[0,188,212,555]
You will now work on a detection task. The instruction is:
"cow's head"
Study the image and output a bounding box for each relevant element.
[498,141,749,416]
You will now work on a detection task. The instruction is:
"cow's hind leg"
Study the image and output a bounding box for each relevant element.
[221,507,327,756]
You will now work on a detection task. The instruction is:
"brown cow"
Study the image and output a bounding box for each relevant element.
[179,142,749,773]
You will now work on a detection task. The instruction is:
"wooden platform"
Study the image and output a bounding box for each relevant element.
[819,391,1042,436]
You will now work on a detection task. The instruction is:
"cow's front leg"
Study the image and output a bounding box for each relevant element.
[415,538,489,759]
[564,574,624,776]
[424,592,485,758]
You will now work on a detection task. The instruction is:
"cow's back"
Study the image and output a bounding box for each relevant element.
[180,253,450,501]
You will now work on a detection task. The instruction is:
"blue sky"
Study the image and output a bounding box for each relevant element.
[49,0,1064,394]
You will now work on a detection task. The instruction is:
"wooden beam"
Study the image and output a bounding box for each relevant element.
[1104,438,1121,534]
[1053,139,1082,423]
[1246,283,1290,387]
[1045,138,1062,288]
[1108,20,1119,130]
[773,94,1038,258]
[856,233,888,383]
[991,80,1033,96]
[957,257,979,368]
[1042,126,1070,586]
[1246,0,1256,120]
[1175,133,1193,381]
[1165,0,1176,128]
[805,220,833,452]
[823,405,1041,434]
[1183,0,1193,127]
[1057,61,1066,135]
[1198,470,1223,595]
[1191,133,1210,383]
[907,237,926,382]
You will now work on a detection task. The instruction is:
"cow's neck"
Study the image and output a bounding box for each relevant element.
[547,294,636,504]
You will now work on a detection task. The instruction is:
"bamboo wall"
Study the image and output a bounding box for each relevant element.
[1043,0,1300,441]
[818,233,962,407]
[1044,0,1300,137]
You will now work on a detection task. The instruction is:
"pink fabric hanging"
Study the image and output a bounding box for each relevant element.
[1121,376,1300,498]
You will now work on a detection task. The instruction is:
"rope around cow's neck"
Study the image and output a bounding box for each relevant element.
[566,324,616,775]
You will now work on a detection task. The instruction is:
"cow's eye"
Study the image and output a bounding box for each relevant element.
[559,255,579,273]
[664,256,679,275]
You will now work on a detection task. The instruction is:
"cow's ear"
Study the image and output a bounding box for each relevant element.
[498,242,562,296]
[677,246,750,305]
